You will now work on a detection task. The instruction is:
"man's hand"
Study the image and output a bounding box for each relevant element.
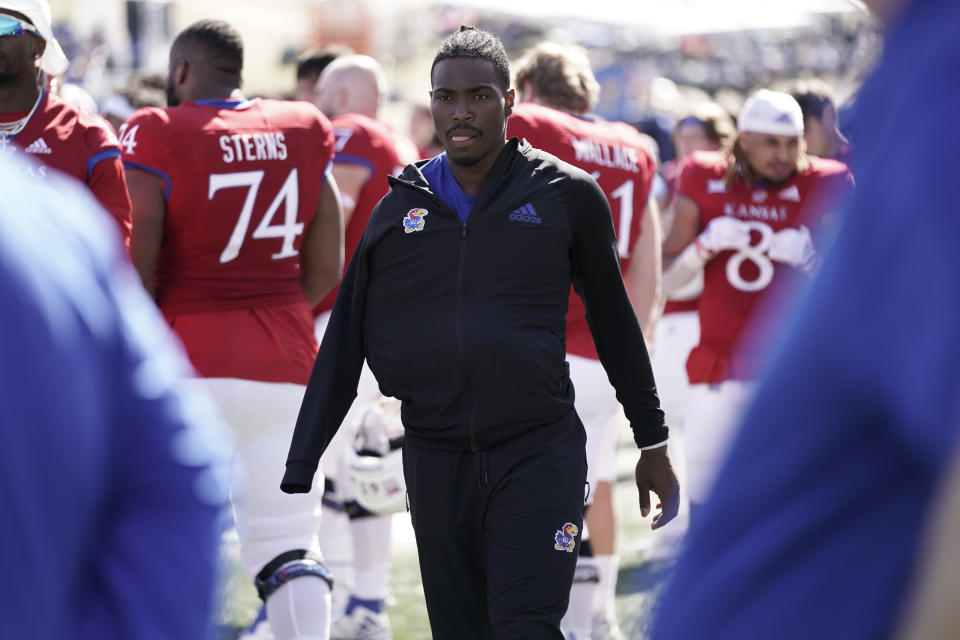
[635,446,680,529]
[768,224,817,272]
[695,216,751,257]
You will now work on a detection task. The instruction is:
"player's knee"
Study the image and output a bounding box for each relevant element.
[255,549,333,601]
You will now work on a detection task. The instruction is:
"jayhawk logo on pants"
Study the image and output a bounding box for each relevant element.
[554,522,578,553]
[402,208,428,233]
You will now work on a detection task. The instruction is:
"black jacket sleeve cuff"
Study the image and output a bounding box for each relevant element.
[280,462,318,494]
[632,424,670,450]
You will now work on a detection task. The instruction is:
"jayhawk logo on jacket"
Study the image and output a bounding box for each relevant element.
[402,208,428,233]
[554,522,578,552]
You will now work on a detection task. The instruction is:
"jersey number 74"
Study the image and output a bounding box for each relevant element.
[208,169,302,264]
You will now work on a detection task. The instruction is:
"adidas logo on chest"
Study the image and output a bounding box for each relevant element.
[24,138,52,155]
[509,202,542,224]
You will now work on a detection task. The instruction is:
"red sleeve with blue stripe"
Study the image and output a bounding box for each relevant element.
[119,108,173,200]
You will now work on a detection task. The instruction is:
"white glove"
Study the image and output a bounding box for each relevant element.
[354,403,391,455]
[695,216,751,257]
[768,224,816,272]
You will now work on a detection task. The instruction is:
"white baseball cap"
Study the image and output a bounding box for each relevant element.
[737,89,804,137]
[0,0,68,77]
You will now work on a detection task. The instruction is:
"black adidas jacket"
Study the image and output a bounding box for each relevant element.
[282,138,666,493]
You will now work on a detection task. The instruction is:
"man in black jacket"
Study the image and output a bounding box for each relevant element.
[283,26,679,639]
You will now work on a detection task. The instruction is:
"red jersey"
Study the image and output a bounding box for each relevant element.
[316,112,402,314]
[678,151,853,384]
[508,102,657,359]
[121,98,335,384]
[2,89,131,245]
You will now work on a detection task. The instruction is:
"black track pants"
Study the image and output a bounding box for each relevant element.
[403,412,589,639]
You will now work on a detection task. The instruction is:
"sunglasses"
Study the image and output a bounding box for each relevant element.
[0,14,41,38]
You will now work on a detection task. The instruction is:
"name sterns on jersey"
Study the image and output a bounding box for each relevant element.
[570,135,641,173]
[218,132,288,163]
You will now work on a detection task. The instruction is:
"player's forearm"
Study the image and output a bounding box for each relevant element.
[300,176,345,305]
[299,264,339,307]
[125,168,166,300]
[628,198,663,337]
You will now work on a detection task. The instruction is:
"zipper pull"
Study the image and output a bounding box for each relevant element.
[462,223,468,238]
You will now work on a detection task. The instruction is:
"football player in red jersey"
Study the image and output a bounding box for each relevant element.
[0,0,131,246]
[311,53,409,640]
[508,42,667,640]
[662,89,853,513]
[122,21,344,640]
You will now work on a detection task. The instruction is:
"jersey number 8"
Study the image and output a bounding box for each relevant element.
[726,220,775,292]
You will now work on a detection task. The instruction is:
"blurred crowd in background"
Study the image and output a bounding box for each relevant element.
[45,0,879,168]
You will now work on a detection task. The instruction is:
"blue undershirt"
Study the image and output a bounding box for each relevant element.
[420,153,477,223]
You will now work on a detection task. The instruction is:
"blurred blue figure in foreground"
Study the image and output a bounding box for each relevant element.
[652,0,960,638]
[0,155,231,639]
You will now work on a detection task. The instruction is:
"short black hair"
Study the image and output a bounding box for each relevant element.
[789,79,836,121]
[296,45,352,81]
[431,26,510,92]
[172,20,244,75]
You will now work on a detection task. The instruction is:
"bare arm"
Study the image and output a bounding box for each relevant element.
[300,173,344,306]
[662,194,701,260]
[626,193,662,341]
[125,168,167,299]
[661,194,709,295]
[331,162,371,228]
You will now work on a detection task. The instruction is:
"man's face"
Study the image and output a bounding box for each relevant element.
[739,131,802,183]
[802,115,830,157]
[675,122,715,158]
[430,57,513,168]
[0,11,43,86]
[296,74,320,104]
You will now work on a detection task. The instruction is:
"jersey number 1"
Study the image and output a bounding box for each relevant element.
[208,169,302,264]
[610,179,634,258]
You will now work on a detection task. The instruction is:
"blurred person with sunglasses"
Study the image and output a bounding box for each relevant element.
[0,151,230,640]
[0,0,131,247]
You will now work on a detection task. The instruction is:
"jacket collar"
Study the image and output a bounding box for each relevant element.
[394,137,531,196]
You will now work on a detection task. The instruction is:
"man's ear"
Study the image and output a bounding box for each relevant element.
[32,37,46,61]
[176,60,189,86]
[504,88,515,117]
[736,131,749,153]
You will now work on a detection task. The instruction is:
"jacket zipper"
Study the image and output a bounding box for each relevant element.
[456,221,479,452]
[393,171,512,453]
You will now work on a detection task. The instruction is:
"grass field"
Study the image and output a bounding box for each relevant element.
[215,425,684,639]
